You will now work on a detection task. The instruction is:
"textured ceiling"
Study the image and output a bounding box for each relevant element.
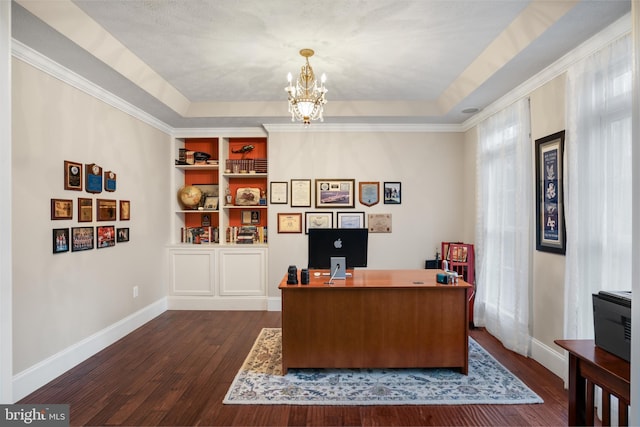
[11,0,631,129]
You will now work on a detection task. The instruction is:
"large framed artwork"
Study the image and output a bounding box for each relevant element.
[315,179,355,208]
[535,131,566,254]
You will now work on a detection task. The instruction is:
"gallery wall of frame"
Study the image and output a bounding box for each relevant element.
[52,160,131,254]
[271,179,401,235]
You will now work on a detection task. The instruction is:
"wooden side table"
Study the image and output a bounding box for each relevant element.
[555,339,630,426]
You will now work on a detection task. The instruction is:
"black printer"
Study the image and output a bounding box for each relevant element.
[592,290,631,362]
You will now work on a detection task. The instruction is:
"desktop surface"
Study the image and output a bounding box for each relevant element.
[279,269,472,289]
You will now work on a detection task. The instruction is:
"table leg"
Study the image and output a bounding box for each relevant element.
[567,353,586,426]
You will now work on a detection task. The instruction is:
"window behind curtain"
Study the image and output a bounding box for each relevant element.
[476,98,532,356]
[564,34,632,340]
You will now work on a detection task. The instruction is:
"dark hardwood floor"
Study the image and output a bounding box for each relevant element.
[19,310,568,426]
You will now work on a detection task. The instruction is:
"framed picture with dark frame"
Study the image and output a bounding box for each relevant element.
[64,160,83,191]
[383,182,401,204]
[269,181,288,204]
[71,226,94,252]
[117,227,130,243]
[52,228,70,253]
[78,198,93,222]
[535,130,566,254]
[304,211,333,234]
[51,198,73,220]
[290,179,312,207]
[96,199,117,221]
[315,179,355,208]
[337,211,365,229]
[97,225,116,248]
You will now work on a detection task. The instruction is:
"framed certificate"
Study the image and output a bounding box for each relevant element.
[290,179,311,207]
[304,212,333,234]
[277,213,302,233]
[270,181,288,204]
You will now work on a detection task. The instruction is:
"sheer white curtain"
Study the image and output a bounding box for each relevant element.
[564,34,632,340]
[475,98,532,356]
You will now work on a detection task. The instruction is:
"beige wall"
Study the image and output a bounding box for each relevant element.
[11,59,170,373]
[529,75,567,351]
[266,130,467,294]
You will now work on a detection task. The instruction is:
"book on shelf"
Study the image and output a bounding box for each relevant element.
[181,226,219,244]
[225,226,267,244]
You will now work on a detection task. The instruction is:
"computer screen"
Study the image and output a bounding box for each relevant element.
[308,228,368,269]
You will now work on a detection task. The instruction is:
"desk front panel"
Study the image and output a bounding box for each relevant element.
[280,271,469,372]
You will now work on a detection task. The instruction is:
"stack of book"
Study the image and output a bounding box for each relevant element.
[226,226,268,244]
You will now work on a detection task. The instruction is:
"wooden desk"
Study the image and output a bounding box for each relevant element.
[555,340,630,426]
[279,269,471,375]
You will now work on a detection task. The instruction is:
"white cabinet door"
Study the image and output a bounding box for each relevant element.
[219,248,266,296]
[169,249,216,296]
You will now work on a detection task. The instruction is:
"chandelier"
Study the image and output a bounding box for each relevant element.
[285,49,327,125]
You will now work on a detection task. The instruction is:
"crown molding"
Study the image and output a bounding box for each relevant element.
[171,128,268,138]
[461,12,631,132]
[11,39,173,135]
[262,122,464,133]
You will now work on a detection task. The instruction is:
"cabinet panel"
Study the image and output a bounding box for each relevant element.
[219,248,266,296]
[170,250,216,296]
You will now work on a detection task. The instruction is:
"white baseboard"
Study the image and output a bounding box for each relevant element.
[531,337,567,386]
[166,296,268,311]
[267,297,281,312]
[12,298,168,402]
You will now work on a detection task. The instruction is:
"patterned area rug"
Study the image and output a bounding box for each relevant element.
[223,328,543,405]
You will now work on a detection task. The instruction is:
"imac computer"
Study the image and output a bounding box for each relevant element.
[308,228,369,273]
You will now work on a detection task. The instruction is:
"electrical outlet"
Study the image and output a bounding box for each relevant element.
[133,286,139,298]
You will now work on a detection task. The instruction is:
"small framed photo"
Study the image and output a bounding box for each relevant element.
[305,212,333,234]
[71,226,94,252]
[117,227,130,243]
[64,160,83,191]
[270,181,288,204]
[97,225,116,248]
[51,198,73,220]
[96,199,117,221]
[383,182,401,204]
[359,182,380,206]
[52,228,70,253]
[78,198,93,222]
[119,200,130,221]
[315,179,355,208]
[203,196,218,210]
[290,179,312,207]
[277,213,302,233]
[242,210,260,224]
[194,184,219,209]
[337,211,365,229]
